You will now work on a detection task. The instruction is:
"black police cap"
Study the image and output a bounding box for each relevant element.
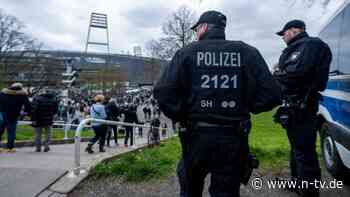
[276,19,306,36]
[191,10,227,30]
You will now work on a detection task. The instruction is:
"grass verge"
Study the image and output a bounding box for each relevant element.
[9,125,94,141]
[92,137,181,182]
[91,110,322,182]
[250,110,321,172]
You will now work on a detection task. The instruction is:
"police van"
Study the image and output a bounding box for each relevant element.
[317,0,350,181]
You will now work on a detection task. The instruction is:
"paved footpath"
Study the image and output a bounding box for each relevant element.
[0,136,150,197]
[0,105,173,197]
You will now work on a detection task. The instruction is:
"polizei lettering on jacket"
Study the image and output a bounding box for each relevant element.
[197,52,241,67]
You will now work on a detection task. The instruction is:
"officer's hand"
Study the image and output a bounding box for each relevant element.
[273,107,282,124]
[31,121,37,127]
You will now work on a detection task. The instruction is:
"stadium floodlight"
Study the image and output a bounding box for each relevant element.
[85,12,110,56]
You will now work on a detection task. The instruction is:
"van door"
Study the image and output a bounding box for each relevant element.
[337,4,350,130]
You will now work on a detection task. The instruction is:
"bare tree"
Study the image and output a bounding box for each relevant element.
[146,5,196,60]
[146,39,171,60]
[0,9,40,89]
[162,5,196,49]
[0,9,35,61]
[2,48,64,96]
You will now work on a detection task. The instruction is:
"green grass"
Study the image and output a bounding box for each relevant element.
[12,125,94,141]
[92,137,181,182]
[91,110,322,182]
[250,110,290,171]
[250,110,321,172]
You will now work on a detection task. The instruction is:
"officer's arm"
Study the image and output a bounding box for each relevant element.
[299,41,332,92]
[249,50,281,114]
[153,50,186,121]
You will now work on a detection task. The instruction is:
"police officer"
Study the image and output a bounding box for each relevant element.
[154,10,280,197]
[274,20,332,197]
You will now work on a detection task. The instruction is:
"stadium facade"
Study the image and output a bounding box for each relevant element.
[0,50,166,88]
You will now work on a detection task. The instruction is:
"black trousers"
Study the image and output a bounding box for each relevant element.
[286,111,320,196]
[179,126,247,197]
[124,126,134,146]
[106,125,118,146]
[138,126,143,137]
[90,125,107,148]
[177,158,190,197]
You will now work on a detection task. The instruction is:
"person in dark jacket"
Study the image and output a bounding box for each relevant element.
[105,98,120,147]
[142,106,148,121]
[123,104,139,147]
[154,10,281,197]
[0,83,31,152]
[161,122,168,138]
[31,90,59,152]
[150,115,161,146]
[274,20,332,197]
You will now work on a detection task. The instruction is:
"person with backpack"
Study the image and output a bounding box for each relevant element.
[31,89,59,152]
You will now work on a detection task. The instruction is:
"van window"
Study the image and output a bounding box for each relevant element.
[319,9,344,73]
[338,4,350,74]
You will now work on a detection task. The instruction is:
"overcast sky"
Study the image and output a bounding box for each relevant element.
[0,0,345,65]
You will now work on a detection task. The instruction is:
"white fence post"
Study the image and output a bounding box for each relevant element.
[54,118,167,178]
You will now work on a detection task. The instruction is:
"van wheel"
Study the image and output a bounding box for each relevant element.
[320,122,350,183]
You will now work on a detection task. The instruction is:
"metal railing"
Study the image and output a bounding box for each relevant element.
[69,118,172,177]
[18,120,83,140]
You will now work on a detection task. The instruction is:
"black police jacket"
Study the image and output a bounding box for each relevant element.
[154,28,281,123]
[274,32,332,103]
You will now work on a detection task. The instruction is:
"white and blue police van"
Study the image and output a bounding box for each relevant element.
[317,0,350,182]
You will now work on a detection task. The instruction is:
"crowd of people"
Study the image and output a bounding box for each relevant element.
[0,82,168,153]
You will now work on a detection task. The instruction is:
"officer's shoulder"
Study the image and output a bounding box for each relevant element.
[213,40,261,54]
[173,42,196,56]
[304,37,331,53]
[183,40,261,55]
[226,40,261,55]
[305,36,328,47]
[183,40,201,50]
[239,41,260,52]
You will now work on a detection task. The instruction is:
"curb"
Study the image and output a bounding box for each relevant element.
[36,141,158,197]
[14,138,93,148]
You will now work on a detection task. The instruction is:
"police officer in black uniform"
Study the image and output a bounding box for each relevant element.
[274,20,332,197]
[154,10,281,197]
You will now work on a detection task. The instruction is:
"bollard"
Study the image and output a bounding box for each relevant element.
[64,124,69,140]
[73,118,92,176]
[74,135,81,175]
[132,126,135,147]
[68,118,163,178]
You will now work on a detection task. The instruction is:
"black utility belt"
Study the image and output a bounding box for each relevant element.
[193,121,240,128]
[191,121,243,136]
